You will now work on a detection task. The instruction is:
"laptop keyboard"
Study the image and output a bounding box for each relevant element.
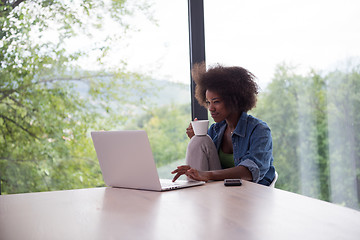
[161,182,179,187]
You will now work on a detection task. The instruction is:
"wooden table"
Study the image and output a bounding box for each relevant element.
[1,181,360,240]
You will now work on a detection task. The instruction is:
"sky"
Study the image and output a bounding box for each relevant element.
[72,0,360,90]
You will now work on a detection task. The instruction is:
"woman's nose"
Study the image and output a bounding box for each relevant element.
[208,103,215,111]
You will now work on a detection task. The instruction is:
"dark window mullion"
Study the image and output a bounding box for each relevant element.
[188,0,208,120]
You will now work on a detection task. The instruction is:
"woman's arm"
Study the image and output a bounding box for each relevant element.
[206,165,252,181]
[172,165,252,182]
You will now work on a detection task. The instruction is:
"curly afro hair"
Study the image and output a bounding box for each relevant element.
[192,63,259,113]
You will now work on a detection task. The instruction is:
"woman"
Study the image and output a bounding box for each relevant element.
[172,63,275,186]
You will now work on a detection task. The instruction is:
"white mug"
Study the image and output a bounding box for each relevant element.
[191,120,209,136]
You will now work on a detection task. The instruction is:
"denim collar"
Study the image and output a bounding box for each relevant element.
[213,112,248,138]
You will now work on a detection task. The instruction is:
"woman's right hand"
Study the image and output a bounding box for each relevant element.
[171,165,211,182]
[186,118,197,139]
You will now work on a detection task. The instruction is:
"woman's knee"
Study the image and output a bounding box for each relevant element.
[188,135,213,147]
[187,135,216,156]
[186,135,221,170]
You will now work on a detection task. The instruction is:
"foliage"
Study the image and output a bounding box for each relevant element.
[0,0,153,193]
[252,62,360,209]
[125,103,191,167]
[325,66,360,209]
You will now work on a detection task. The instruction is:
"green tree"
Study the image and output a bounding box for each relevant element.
[253,64,330,198]
[126,103,191,167]
[253,62,360,210]
[325,66,360,209]
[0,0,153,193]
[253,64,303,194]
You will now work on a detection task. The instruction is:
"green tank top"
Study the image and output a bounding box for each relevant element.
[219,148,235,169]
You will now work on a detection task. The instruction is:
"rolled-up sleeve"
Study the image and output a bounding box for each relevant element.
[236,124,273,183]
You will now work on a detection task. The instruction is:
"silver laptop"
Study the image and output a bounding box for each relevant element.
[91,130,205,191]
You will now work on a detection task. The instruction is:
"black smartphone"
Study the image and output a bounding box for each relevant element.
[224,179,242,186]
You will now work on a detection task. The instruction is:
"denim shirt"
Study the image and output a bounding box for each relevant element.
[207,112,275,186]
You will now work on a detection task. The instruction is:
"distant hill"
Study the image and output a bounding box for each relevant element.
[73,76,191,108]
[150,80,190,106]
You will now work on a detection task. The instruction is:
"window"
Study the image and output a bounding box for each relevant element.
[204,0,360,210]
[2,0,359,212]
[0,0,191,193]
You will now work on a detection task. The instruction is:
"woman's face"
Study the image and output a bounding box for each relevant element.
[205,90,231,123]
